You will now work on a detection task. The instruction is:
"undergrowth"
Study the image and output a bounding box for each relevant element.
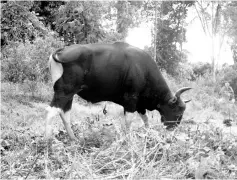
[1,81,237,179]
[1,118,237,179]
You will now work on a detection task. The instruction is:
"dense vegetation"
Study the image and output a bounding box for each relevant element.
[1,1,237,179]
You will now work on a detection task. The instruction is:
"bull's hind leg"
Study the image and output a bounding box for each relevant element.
[59,99,77,141]
[45,94,76,141]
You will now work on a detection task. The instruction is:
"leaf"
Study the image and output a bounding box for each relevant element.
[68,21,75,28]
[73,7,83,14]
[58,17,65,24]
[195,154,220,179]
[74,20,81,26]
[63,23,69,31]
[187,157,199,172]
[74,26,83,34]
[1,140,11,148]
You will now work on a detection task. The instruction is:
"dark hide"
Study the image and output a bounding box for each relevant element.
[50,42,190,128]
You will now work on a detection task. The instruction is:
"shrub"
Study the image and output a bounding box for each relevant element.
[1,34,64,83]
[163,69,236,115]
[190,62,212,80]
[2,81,52,103]
[216,65,237,100]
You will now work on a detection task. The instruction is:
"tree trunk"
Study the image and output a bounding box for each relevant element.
[116,1,127,39]
[211,2,216,82]
[154,1,158,62]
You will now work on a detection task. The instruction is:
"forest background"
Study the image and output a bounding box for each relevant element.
[1,1,237,179]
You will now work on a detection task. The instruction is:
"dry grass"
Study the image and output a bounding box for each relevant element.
[1,82,237,179]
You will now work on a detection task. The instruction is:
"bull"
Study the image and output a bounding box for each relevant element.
[45,42,191,140]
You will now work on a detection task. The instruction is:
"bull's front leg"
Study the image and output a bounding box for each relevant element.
[123,93,139,131]
[139,113,149,128]
[137,103,149,128]
[59,108,77,141]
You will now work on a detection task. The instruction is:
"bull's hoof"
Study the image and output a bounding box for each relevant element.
[164,123,178,130]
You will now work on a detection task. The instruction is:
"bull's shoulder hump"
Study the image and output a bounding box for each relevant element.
[54,44,91,63]
[112,42,141,52]
[113,41,130,47]
[123,44,152,60]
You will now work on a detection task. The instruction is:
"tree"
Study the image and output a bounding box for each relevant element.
[53,1,142,45]
[223,2,237,65]
[191,62,212,80]
[29,1,65,30]
[1,1,47,47]
[194,1,233,81]
[54,1,107,45]
[154,1,158,61]
[155,1,194,76]
[116,1,130,37]
[115,1,142,39]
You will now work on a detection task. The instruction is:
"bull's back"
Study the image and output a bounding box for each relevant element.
[84,42,154,91]
[77,43,130,102]
[52,42,158,103]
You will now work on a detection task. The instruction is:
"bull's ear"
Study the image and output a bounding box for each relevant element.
[168,97,177,105]
[184,99,191,103]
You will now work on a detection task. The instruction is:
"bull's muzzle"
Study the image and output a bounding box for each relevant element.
[161,115,182,130]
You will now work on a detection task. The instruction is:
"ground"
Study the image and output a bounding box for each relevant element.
[1,82,237,179]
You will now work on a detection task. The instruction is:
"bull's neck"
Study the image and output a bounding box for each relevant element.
[154,75,173,105]
[157,86,173,105]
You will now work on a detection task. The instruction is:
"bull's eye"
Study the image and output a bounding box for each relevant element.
[176,115,182,121]
[168,103,176,109]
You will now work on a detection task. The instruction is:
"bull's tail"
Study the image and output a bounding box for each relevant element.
[49,52,63,86]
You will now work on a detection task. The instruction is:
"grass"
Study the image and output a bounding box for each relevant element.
[1,82,237,179]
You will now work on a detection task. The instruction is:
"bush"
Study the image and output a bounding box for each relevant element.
[190,62,212,80]
[163,69,236,114]
[1,35,64,83]
[2,81,52,103]
[216,65,237,100]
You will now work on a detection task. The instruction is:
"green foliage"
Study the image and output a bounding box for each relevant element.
[231,44,237,64]
[2,82,52,103]
[54,1,107,45]
[29,1,65,30]
[222,2,237,65]
[1,1,47,46]
[102,31,124,43]
[177,62,194,80]
[1,35,64,83]
[217,64,237,99]
[155,1,194,76]
[191,62,212,80]
[1,92,237,179]
[116,1,131,36]
[115,1,143,38]
[1,58,237,179]
[52,1,142,45]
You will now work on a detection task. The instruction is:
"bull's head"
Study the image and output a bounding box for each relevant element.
[157,87,192,129]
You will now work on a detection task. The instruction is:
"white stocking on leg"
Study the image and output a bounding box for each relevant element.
[139,113,149,128]
[45,106,61,140]
[59,109,77,141]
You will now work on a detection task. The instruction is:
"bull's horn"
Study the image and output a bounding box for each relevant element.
[184,99,192,103]
[175,87,192,98]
